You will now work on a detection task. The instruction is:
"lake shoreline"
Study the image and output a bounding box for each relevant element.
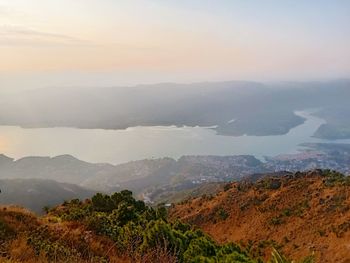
[0,110,349,164]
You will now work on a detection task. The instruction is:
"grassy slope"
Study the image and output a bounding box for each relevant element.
[170,170,350,262]
[0,206,128,263]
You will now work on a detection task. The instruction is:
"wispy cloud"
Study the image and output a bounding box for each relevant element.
[0,25,161,51]
[0,25,92,47]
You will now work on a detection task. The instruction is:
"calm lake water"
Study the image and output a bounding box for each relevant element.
[0,111,349,164]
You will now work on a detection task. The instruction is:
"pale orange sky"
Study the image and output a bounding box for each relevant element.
[0,0,349,90]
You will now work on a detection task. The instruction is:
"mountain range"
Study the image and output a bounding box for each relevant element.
[1,80,350,139]
[1,141,350,212]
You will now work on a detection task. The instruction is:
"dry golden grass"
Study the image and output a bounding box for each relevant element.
[7,236,36,262]
[170,170,350,262]
[0,206,127,263]
[0,206,40,231]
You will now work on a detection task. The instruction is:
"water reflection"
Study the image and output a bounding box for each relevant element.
[0,111,349,164]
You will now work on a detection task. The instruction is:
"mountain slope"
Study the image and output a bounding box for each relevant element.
[0,189,313,263]
[170,170,350,262]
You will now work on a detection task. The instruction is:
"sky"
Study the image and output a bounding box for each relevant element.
[0,0,349,91]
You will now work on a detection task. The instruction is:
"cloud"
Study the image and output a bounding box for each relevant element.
[0,25,160,51]
[0,25,92,47]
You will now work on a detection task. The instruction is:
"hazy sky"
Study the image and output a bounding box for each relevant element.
[0,0,349,91]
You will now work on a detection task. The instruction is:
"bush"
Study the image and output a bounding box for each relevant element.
[322,170,350,187]
[224,183,232,191]
[218,208,229,220]
[269,217,283,226]
[46,190,307,263]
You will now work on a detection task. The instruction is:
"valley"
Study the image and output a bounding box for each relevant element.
[0,143,349,212]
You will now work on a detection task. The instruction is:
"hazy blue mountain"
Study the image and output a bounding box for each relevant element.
[81,155,266,195]
[0,178,95,214]
[0,80,349,138]
[0,153,266,199]
[0,154,116,184]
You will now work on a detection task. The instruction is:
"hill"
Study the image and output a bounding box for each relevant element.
[0,154,116,185]
[0,154,266,202]
[82,155,264,194]
[147,182,225,205]
[0,178,95,214]
[170,170,350,262]
[0,189,314,262]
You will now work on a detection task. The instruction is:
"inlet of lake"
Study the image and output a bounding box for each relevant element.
[0,111,349,164]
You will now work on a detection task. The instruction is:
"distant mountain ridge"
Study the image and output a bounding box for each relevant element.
[0,154,116,184]
[0,153,266,190]
[0,178,94,213]
[0,153,268,206]
[1,80,349,138]
[1,142,350,204]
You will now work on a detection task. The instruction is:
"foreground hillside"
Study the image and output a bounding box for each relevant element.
[170,170,350,262]
[0,190,312,262]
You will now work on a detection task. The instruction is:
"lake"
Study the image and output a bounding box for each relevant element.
[0,111,349,164]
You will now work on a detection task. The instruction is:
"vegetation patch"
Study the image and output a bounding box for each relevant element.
[325,193,348,213]
[50,191,268,262]
[256,178,282,190]
[331,221,350,238]
[321,170,350,187]
[269,216,284,226]
[0,219,16,240]
[217,208,229,220]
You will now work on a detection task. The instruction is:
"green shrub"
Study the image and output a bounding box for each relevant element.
[218,208,229,220]
[47,190,310,263]
[322,170,350,187]
[269,217,283,226]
